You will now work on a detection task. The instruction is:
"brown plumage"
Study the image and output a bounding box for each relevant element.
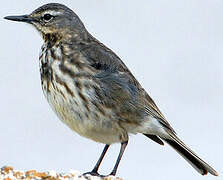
[4,3,218,177]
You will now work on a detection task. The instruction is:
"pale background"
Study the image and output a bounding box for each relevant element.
[0,0,222,180]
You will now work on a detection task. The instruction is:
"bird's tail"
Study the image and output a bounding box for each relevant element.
[161,133,218,176]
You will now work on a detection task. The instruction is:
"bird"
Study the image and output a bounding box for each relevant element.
[4,3,218,177]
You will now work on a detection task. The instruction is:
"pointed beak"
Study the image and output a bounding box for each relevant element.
[4,15,34,23]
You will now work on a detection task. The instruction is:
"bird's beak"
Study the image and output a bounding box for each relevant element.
[4,15,34,23]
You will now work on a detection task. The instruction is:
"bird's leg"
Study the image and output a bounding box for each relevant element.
[84,144,110,176]
[109,141,128,176]
[92,144,110,173]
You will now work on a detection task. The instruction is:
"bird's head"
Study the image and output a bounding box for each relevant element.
[4,3,87,42]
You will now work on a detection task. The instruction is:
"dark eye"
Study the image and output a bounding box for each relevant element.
[42,14,53,22]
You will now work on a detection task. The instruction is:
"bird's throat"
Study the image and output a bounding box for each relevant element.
[43,33,62,48]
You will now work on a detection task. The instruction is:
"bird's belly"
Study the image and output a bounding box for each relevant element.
[42,80,125,144]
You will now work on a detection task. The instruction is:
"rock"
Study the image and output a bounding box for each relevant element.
[0,166,123,180]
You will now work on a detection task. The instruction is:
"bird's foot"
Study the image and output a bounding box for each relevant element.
[83,171,106,177]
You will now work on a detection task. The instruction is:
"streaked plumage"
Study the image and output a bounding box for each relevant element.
[5,3,218,177]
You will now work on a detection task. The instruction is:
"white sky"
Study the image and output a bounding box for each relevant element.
[0,0,222,180]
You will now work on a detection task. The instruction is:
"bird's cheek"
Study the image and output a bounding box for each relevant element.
[39,26,56,34]
[31,22,42,32]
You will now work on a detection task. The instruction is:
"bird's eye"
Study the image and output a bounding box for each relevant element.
[42,14,53,22]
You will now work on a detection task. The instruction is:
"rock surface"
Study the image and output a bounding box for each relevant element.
[0,166,122,180]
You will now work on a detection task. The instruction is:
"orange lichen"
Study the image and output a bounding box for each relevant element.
[2,166,13,173]
[13,171,24,178]
[25,169,37,177]
[0,166,123,180]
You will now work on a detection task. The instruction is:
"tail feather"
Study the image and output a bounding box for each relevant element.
[144,134,164,145]
[161,134,218,176]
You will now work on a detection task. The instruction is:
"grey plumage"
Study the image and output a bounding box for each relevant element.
[4,3,218,177]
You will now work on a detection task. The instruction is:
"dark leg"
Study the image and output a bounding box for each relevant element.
[84,144,110,176]
[92,144,110,173]
[110,141,128,176]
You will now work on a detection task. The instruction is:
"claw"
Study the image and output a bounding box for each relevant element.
[83,171,104,177]
[83,171,115,177]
